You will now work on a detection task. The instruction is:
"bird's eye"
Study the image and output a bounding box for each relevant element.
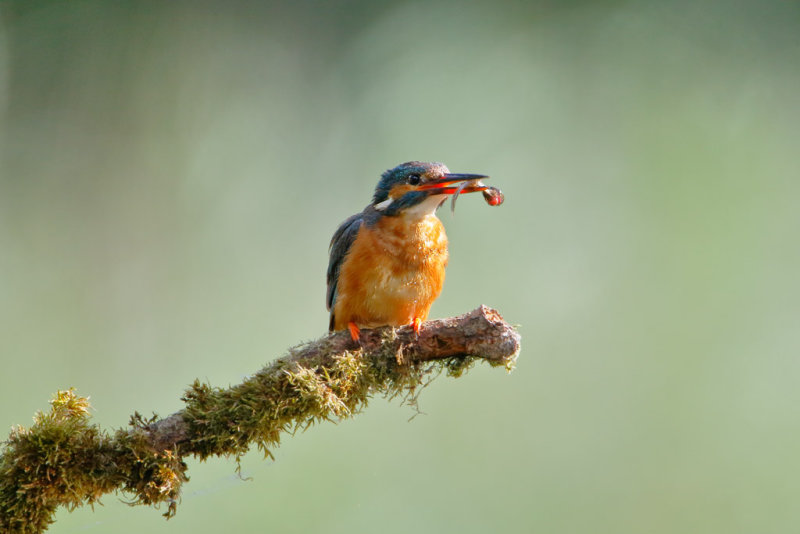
[408,174,421,185]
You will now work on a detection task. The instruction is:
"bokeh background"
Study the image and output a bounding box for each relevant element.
[1,1,799,532]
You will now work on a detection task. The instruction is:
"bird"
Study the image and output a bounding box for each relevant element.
[326,161,491,341]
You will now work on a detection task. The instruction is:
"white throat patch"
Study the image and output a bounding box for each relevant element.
[374,194,448,218]
[403,194,447,219]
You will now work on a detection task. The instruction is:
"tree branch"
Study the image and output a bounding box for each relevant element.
[0,306,520,534]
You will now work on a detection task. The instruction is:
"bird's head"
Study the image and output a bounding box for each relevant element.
[372,161,489,217]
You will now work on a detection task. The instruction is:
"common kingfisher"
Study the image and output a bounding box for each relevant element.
[326,161,499,341]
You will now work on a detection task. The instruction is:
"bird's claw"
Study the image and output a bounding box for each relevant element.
[411,317,422,337]
[347,322,361,343]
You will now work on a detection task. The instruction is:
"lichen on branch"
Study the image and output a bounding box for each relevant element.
[0,306,520,534]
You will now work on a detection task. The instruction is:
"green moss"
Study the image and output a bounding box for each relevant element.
[0,389,113,532]
[118,414,188,516]
[0,334,509,533]
[181,345,431,461]
[0,390,188,533]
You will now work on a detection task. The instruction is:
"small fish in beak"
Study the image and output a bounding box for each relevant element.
[449,179,504,213]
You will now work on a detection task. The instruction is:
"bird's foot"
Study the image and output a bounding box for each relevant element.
[347,322,361,342]
[411,317,423,336]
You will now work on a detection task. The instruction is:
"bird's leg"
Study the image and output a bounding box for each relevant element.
[347,321,361,342]
[411,317,423,336]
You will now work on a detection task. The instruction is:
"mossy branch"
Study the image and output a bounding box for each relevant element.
[0,306,520,533]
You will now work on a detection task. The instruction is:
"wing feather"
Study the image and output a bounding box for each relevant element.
[326,213,363,330]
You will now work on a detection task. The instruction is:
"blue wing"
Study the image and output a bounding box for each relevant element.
[326,213,363,330]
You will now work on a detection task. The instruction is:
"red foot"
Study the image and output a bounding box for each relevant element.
[411,317,422,336]
[347,322,361,342]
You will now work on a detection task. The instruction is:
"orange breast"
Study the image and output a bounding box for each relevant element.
[333,214,448,330]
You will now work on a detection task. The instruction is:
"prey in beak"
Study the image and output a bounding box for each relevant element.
[417,173,504,213]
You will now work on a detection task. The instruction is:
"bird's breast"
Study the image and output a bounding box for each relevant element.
[333,213,449,328]
[374,214,448,266]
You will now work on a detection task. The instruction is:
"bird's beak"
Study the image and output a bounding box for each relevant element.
[416,173,490,195]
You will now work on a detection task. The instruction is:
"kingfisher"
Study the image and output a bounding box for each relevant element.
[326,161,497,341]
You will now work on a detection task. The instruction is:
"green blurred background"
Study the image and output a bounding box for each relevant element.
[1,1,799,532]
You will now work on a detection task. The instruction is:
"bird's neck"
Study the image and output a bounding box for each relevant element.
[400,194,447,219]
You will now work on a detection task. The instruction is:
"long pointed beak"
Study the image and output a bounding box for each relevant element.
[416,173,490,194]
